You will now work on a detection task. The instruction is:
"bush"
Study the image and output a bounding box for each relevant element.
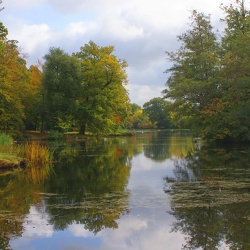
[0,133,13,149]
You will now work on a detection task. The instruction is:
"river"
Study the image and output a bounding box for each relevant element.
[0,130,249,250]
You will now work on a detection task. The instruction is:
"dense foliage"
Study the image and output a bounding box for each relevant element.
[0,8,131,135]
[163,1,250,142]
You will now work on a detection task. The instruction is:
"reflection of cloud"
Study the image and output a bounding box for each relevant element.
[128,155,174,208]
[101,215,184,250]
[22,205,53,239]
[131,155,173,171]
[69,224,96,238]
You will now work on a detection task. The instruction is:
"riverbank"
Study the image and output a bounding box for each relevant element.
[0,130,135,169]
[0,132,53,170]
[0,153,24,170]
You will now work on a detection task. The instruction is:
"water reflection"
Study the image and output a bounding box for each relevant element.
[0,131,249,249]
[0,166,50,249]
[140,130,195,161]
[165,145,250,249]
[43,138,132,234]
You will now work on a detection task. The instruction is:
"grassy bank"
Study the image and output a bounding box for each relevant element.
[0,133,53,170]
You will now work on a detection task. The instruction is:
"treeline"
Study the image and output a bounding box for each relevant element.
[0,17,132,136]
[0,19,173,136]
[1,1,250,142]
[0,1,174,137]
[163,1,250,142]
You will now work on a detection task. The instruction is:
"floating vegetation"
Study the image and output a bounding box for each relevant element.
[165,179,250,208]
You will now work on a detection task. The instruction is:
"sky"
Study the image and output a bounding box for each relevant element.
[1,0,232,106]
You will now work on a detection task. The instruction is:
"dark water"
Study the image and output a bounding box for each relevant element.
[0,130,249,250]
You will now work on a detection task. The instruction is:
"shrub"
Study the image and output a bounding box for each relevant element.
[48,130,64,140]
[0,133,13,150]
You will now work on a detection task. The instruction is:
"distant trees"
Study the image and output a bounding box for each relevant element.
[143,97,173,128]
[129,103,151,129]
[163,1,250,142]
[128,99,174,129]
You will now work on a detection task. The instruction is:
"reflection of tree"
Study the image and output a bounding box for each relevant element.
[165,145,250,249]
[0,165,50,249]
[171,206,224,249]
[44,138,132,234]
[143,130,195,161]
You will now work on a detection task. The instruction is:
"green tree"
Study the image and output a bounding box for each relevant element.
[41,48,82,132]
[74,41,131,135]
[143,97,173,128]
[163,10,221,130]
[201,1,250,142]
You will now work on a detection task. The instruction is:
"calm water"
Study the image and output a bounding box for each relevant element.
[0,130,250,250]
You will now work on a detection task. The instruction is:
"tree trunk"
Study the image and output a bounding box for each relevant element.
[79,123,86,135]
[40,119,46,133]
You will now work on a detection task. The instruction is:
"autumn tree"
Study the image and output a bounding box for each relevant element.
[74,41,131,135]
[24,64,43,130]
[129,103,152,129]
[163,10,221,130]
[0,22,30,134]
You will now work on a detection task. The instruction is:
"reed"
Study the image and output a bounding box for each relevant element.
[16,141,53,165]
[15,141,54,183]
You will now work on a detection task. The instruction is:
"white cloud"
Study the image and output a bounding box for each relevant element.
[1,0,232,104]
[4,0,46,8]
[99,16,144,41]
[65,21,97,37]
[127,84,164,106]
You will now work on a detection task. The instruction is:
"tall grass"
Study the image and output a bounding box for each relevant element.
[16,141,53,166]
[0,134,54,183]
[15,141,54,183]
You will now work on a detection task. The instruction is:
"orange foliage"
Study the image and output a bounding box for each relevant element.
[201,98,227,116]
